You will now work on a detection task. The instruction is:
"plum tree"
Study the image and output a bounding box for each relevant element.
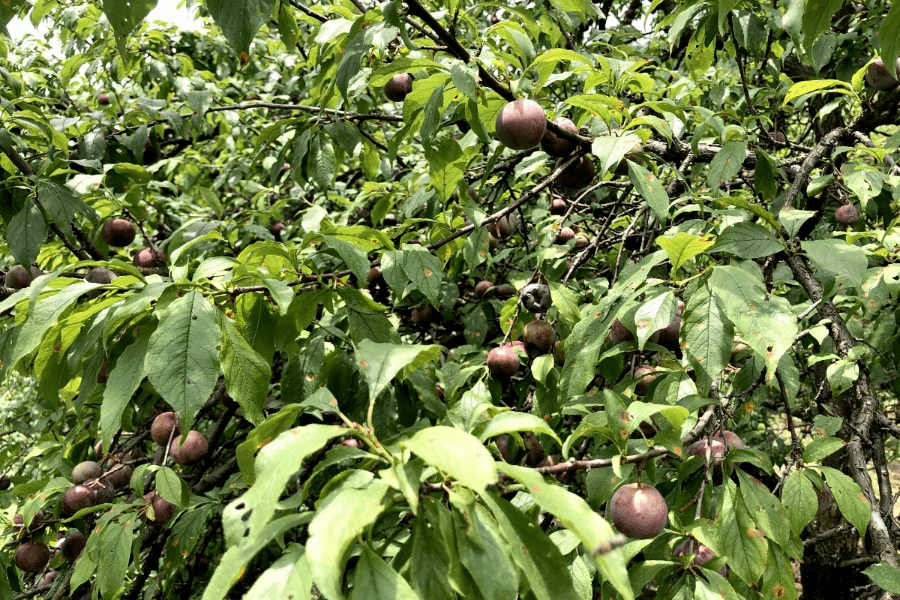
[142,491,177,526]
[549,197,568,215]
[835,204,861,224]
[523,320,555,354]
[101,218,136,247]
[383,74,413,101]
[60,531,87,562]
[487,345,519,378]
[132,247,166,268]
[72,461,103,484]
[61,484,97,516]
[151,411,180,446]
[520,283,551,313]
[495,99,547,150]
[633,365,657,396]
[541,117,579,157]
[13,510,43,532]
[608,483,668,539]
[101,464,132,490]
[1,2,899,599]
[4,265,43,289]
[673,539,727,576]
[556,226,575,244]
[686,431,747,469]
[170,430,209,465]
[557,156,595,189]
[474,280,493,298]
[84,268,117,299]
[865,57,900,91]
[14,541,50,572]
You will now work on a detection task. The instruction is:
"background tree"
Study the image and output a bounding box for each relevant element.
[0,0,900,599]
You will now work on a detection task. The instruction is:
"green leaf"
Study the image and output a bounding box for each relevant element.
[12,282,94,366]
[97,517,135,599]
[478,411,561,444]
[482,491,582,600]
[356,340,439,404]
[243,546,313,600]
[825,358,859,396]
[737,470,790,548]
[350,545,422,600]
[882,4,900,79]
[38,180,93,237]
[712,222,784,259]
[322,234,370,284]
[707,141,747,191]
[403,426,497,491]
[708,266,798,383]
[801,239,868,290]
[222,424,343,547]
[634,291,676,349]
[779,207,817,238]
[399,246,444,305]
[311,135,337,189]
[864,563,900,594]
[803,436,844,463]
[683,282,733,394]
[801,0,843,53]
[781,470,819,536]
[454,505,520,600]
[656,232,715,273]
[205,0,276,55]
[8,200,46,268]
[819,466,871,536]
[221,316,271,426]
[548,281,581,324]
[782,79,853,106]
[409,517,455,600]
[425,138,466,201]
[204,513,312,600]
[628,161,669,221]
[146,291,222,434]
[592,134,641,175]
[156,466,189,507]
[712,481,768,585]
[235,404,304,483]
[450,61,479,100]
[307,477,391,600]
[496,463,633,600]
[102,0,157,53]
[100,326,153,453]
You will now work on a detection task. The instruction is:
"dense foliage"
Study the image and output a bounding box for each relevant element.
[1,0,900,599]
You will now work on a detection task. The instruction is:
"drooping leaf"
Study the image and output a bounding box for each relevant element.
[356,339,439,404]
[349,545,422,600]
[404,426,497,491]
[781,470,819,536]
[307,477,391,600]
[205,0,277,55]
[713,222,784,259]
[101,0,158,53]
[819,466,871,536]
[683,282,733,394]
[222,424,344,547]
[100,325,153,453]
[221,315,270,426]
[145,291,222,434]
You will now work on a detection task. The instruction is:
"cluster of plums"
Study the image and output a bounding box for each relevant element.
[9,412,209,576]
[604,430,745,574]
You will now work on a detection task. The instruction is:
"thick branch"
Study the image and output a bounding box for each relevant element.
[784,252,899,570]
